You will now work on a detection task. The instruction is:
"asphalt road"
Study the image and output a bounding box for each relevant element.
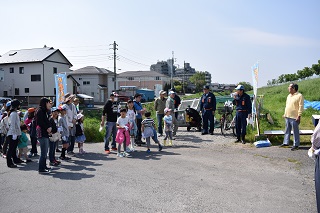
[0,128,317,213]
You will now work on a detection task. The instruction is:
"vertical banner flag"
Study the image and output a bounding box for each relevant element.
[251,62,259,132]
[54,73,67,108]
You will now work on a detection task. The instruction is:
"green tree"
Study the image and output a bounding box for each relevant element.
[278,74,285,83]
[237,81,253,91]
[189,71,206,92]
[312,61,320,76]
[297,67,314,79]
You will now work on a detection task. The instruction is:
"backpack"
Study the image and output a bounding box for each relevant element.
[0,116,8,135]
[75,122,83,136]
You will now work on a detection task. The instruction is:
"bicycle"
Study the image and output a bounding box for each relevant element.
[218,100,236,137]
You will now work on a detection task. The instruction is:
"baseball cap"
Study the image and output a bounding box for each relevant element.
[159,90,166,95]
[235,85,244,90]
[203,85,209,90]
[6,101,11,107]
[58,104,68,111]
[168,91,175,95]
[164,108,171,113]
[28,108,35,113]
[77,113,84,120]
[51,107,60,112]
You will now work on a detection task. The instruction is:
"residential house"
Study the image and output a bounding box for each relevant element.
[0,47,73,104]
[68,66,115,104]
[117,70,170,95]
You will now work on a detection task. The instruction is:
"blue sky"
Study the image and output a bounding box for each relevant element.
[1,0,319,87]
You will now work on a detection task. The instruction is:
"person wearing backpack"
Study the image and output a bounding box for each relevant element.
[25,108,38,158]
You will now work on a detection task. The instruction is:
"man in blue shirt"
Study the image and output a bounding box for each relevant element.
[133,93,146,145]
[233,85,252,144]
[200,85,216,135]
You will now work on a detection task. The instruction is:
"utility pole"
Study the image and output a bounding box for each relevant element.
[110,41,118,91]
[171,51,174,89]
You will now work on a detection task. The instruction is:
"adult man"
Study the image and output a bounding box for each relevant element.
[166,90,178,136]
[200,85,216,135]
[280,83,304,151]
[171,88,181,119]
[133,93,146,145]
[64,93,77,154]
[233,85,252,144]
[154,90,167,137]
[101,93,119,154]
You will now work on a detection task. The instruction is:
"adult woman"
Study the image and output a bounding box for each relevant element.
[6,99,23,168]
[36,97,52,173]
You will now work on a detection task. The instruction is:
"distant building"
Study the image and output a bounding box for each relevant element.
[68,66,115,103]
[117,70,170,92]
[0,46,73,104]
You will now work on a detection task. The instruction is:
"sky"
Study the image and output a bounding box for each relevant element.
[1,0,320,87]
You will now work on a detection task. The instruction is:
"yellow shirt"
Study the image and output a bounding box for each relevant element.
[284,92,304,119]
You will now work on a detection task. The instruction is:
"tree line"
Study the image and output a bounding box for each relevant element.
[267,60,320,85]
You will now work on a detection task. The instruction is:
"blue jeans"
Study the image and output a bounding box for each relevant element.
[49,141,56,162]
[283,117,300,146]
[38,137,49,171]
[157,114,164,135]
[104,121,117,150]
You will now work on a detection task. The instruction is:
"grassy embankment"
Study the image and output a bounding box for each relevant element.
[84,78,320,143]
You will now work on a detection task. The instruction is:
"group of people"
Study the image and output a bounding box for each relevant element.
[0,94,86,173]
[100,88,182,157]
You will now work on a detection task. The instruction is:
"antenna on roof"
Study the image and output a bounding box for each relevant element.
[44,45,47,48]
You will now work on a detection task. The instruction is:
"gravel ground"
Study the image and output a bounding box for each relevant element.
[0,127,317,213]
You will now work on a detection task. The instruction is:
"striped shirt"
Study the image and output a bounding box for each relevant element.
[141,117,155,128]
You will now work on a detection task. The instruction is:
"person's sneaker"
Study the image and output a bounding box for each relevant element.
[59,156,71,161]
[38,169,50,173]
[54,160,61,164]
[2,154,6,158]
[50,161,59,166]
[279,144,289,147]
[158,134,163,137]
[33,153,39,157]
[291,146,299,151]
[45,166,52,170]
[8,164,17,168]
[158,145,163,151]
[146,149,151,153]
[56,149,61,152]
[123,152,130,157]
[210,132,214,135]
[235,139,240,143]
[67,151,75,156]
[28,153,33,158]
[105,150,111,154]
[126,147,132,153]
[15,159,24,164]
[26,159,32,163]
[117,153,124,158]
[201,132,208,135]
[111,147,117,151]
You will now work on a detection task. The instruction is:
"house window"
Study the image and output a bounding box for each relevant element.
[25,88,29,93]
[31,75,41,81]
[79,78,82,80]
[53,67,57,74]
[155,76,160,80]
[15,88,19,96]
[112,77,115,82]
[19,67,24,74]
[3,91,8,96]
[128,77,134,80]
[83,81,90,85]
[10,67,14,73]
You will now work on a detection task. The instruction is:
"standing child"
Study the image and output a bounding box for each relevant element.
[58,105,71,160]
[115,108,130,157]
[25,108,38,158]
[126,100,137,152]
[75,113,86,154]
[49,107,61,166]
[163,108,173,146]
[141,111,162,153]
[18,124,32,162]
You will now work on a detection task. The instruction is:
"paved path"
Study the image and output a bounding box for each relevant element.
[0,128,317,213]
